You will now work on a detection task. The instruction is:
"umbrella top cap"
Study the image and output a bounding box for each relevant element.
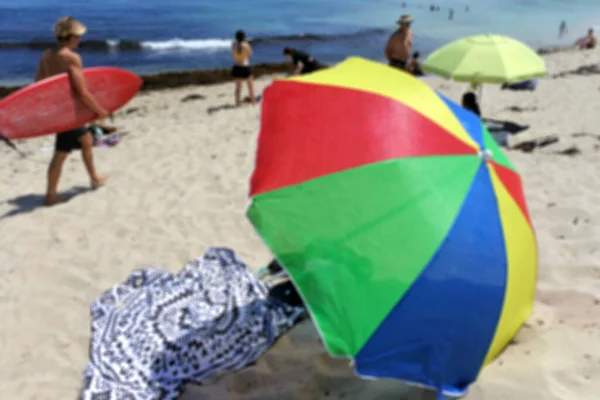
[479,149,493,162]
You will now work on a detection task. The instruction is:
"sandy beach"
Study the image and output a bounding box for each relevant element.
[1,48,600,399]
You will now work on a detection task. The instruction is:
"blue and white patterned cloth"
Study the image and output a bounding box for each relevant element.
[80,247,304,400]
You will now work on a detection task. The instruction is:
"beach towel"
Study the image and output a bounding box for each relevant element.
[79,247,305,400]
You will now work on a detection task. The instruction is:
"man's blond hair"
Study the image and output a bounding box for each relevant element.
[53,16,87,40]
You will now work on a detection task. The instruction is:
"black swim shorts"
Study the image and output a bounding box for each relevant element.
[55,126,90,153]
[389,59,407,70]
[231,65,252,79]
[300,61,323,74]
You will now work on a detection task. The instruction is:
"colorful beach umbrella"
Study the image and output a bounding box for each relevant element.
[247,57,537,397]
[422,34,547,84]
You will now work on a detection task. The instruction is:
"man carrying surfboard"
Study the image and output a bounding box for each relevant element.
[35,16,108,206]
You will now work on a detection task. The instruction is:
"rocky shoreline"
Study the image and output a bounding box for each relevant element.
[0,43,578,99]
[0,62,293,99]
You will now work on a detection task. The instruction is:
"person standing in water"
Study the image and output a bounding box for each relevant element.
[230,30,256,106]
[385,14,414,70]
[559,20,568,38]
[35,16,108,206]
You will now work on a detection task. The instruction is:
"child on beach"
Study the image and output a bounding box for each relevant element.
[230,30,256,106]
[35,16,108,206]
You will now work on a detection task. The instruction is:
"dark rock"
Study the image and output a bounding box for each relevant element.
[505,106,538,113]
[181,94,205,103]
[0,62,301,99]
[552,63,600,79]
[125,107,140,115]
[537,45,573,55]
[555,146,581,156]
[571,132,600,140]
[512,135,559,152]
[140,62,294,92]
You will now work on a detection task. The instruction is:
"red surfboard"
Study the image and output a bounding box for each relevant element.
[0,67,142,140]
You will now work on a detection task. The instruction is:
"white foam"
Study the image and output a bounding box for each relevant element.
[141,38,232,51]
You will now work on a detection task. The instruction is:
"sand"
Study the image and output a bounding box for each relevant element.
[1,48,600,399]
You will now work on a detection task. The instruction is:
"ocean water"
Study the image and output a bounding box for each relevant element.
[1,0,599,85]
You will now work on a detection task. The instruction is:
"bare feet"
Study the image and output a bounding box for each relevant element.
[44,194,66,207]
[91,175,109,189]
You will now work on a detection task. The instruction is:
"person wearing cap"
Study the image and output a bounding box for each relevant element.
[35,16,108,206]
[385,14,414,70]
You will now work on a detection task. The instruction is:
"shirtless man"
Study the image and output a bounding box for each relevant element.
[35,16,108,205]
[385,15,413,70]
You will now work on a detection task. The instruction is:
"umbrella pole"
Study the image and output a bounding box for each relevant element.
[468,82,484,107]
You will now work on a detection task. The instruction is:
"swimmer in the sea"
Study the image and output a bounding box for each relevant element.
[559,20,567,38]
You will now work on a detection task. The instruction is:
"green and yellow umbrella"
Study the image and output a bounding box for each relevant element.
[422,34,547,84]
